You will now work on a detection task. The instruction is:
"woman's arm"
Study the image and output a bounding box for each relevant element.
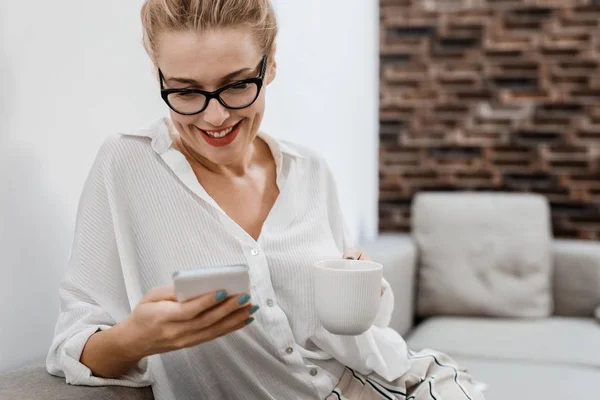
[46,139,153,387]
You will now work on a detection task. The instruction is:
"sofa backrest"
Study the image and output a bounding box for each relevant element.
[411,192,554,318]
[552,239,600,318]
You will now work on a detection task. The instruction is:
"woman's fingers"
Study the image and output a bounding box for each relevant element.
[200,303,255,336]
[343,248,371,261]
[172,290,233,321]
[180,303,257,347]
[183,294,256,330]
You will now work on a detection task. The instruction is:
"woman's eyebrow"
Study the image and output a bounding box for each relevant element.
[165,66,254,87]
[220,66,254,82]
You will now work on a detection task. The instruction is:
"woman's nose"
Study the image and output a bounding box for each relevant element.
[202,98,230,127]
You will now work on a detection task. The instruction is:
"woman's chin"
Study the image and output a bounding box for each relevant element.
[194,143,244,167]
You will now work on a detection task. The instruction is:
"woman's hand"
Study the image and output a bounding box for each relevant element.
[343,248,385,296]
[119,286,258,359]
[343,248,371,261]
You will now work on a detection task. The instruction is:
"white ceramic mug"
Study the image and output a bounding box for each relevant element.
[313,259,383,335]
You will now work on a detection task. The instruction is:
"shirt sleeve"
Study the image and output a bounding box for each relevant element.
[46,141,153,387]
[323,161,395,328]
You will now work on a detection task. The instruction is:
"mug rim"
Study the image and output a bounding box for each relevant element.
[314,259,383,272]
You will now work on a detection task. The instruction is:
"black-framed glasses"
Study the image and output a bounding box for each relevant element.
[159,56,267,116]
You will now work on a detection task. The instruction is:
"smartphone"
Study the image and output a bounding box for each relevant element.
[172,265,251,302]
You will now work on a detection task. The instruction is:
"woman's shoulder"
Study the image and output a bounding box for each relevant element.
[96,119,169,164]
[88,119,170,183]
[273,138,337,181]
[266,134,329,169]
[286,140,336,174]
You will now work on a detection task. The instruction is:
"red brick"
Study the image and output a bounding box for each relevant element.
[380,0,600,239]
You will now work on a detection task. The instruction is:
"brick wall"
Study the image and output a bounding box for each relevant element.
[379,0,600,240]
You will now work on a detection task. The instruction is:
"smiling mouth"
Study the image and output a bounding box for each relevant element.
[197,121,242,147]
[201,122,240,138]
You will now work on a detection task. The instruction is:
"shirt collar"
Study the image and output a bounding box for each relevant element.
[257,131,305,160]
[118,118,173,154]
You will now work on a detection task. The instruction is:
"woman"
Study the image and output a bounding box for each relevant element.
[46,0,485,399]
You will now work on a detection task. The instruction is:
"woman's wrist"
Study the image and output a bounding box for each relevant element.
[80,319,144,379]
[113,317,147,362]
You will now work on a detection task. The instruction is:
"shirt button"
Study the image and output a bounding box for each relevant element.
[309,368,318,376]
[266,299,274,307]
[285,347,294,355]
[250,248,259,256]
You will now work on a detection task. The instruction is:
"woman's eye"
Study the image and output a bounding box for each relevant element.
[175,92,201,99]
[230,83,250,91]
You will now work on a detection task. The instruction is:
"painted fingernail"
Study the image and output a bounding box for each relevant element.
[345,256,355,260]
[238,294,251,305]
[249,305,260,315]
[215,290,227,301]
[245,317,255,325]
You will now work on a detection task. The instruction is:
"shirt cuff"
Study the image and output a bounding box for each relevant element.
[373,278,394,328]
[58,325,154,387]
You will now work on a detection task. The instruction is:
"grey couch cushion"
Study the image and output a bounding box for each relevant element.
[553,239,600,317]
[452,355,600,400]
[407,316,600,368]
[412,192,553,317]
[0,363,154,400]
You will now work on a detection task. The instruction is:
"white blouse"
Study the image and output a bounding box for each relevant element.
[46,118,411,400]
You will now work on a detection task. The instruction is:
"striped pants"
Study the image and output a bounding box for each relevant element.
[327,349,486,400]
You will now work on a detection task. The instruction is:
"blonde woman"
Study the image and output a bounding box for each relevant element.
[46,1,485,399]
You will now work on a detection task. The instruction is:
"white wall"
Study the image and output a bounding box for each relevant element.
[0,0,378,373]
[263,1,379,242]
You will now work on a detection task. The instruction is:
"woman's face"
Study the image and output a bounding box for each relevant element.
[156,26,275,166]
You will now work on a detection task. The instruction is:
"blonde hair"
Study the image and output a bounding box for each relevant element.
[141,0,278,64]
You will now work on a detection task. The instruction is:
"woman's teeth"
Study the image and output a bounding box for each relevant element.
[205,125,236,138]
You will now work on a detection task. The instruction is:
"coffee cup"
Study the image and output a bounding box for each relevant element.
[313,259,383,335]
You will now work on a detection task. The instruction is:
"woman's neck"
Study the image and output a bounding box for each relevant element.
[169,128,269,179]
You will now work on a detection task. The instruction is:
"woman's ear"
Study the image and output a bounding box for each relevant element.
[265,45,277,85]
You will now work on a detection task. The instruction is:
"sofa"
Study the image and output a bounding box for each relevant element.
[1,192,599,400]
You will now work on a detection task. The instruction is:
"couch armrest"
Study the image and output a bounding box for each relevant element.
[553,239,600,317]
[0,362,154,400]
[360,233,418,336]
